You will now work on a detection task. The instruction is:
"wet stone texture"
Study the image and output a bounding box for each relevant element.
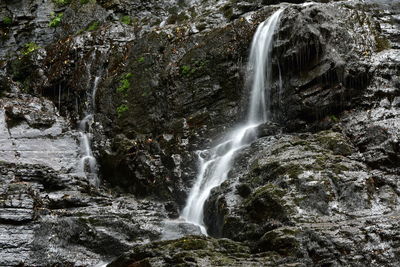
[0,93,176,266]
[0,0,399,266]
[204,131,400,265]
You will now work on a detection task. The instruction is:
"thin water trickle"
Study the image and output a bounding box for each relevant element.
[78,70,101,187]
[181,8,284,235]
[278,62,283,106]
[92,76,100,110]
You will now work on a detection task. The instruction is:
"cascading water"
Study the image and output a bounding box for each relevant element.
[78,69,101,187]
[181,8,284,234]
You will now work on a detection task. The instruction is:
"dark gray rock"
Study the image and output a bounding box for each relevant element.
[108,235,293,267]
[0,0,399,266]
[0,93,171,266]
[204,130,400,265]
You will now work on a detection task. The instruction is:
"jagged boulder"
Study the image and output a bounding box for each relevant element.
[204,129,400,265]
[0,94,171,266]
[108,235,300,266]
[0,0,399,266]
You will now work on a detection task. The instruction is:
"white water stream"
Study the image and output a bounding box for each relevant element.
[79,75,100,187]
[181,9,284,234]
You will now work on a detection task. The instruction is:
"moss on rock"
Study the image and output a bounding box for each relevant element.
[109,235,281,266]
[244,184,288,222]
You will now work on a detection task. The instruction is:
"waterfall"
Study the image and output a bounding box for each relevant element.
[181,8,284,234]
[78,72,101,187]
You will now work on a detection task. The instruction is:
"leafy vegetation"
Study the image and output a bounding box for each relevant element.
[49,12,63,27]
[75,21,100,35]
[181,60,207,76]
[3,17,12,25]
[21,42,40,55]
[121,16,132,25]
[329,115,339,122]
[181,65,194,76]
[116,104,129,117]
[137,57,145,63]
[116,73,133,93]
[52,0,70,6]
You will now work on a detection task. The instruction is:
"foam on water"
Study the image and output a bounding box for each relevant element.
[181,8,284,234]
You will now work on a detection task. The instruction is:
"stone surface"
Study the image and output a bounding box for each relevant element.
[0,0,399,266]
[0,94,171,266]
[204,129,400,265]
[108,235,287,267]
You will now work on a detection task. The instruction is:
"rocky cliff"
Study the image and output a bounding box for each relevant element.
[0,0,399,266]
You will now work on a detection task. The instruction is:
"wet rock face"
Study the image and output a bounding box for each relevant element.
[6,1,258,202]
[0,94,79,171]
[200,2,400,266]
[12,0,381,204]
[0,0,399,266]
[341,49,400,170]
[4,0,389,205]
[94,18,256,201]
[268,3,379,130]
[108,235,290,267]
[0,0,56,59]
[0,94,172,266]
[204,129,400,265]
[201,2,400,265]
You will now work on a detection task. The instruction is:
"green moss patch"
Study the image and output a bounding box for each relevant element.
[21,42,40,55]
[181,65,194,76]
[316,131,353,156]
[2,16,12,25]
[245,184,288,222]
[52,0,71,6]
[116,104,129,118]
[86,21,100,31]
[180,60,208,77]
[116,73,133,94]
[49,12,63,27]
[137,57,145,63]
[172,238,208,250]
[121,15,132,25]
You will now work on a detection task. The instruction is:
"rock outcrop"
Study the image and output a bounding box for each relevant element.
[0,93,178,265]
[0,0,399,266]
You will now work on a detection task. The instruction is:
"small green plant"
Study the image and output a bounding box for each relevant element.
[3,16,12,25]
[329,115,339,123]
[52,0,70,6]
[75,21,100,34]
[121,15,131,25]
[181,65,192,76]
[116,73,133,93]
[137,57,145,63]
[86,21,99,31]
[80,0,90,4]
[181,60,207,76]
[22,42,40,55]
[49,12,63,27]
[116,104,129,117]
